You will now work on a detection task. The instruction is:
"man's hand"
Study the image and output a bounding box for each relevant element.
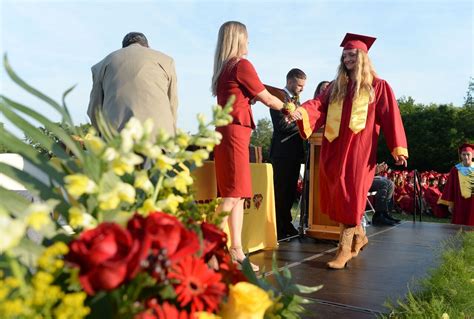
[285,107,302,122]
[394,155,408,167]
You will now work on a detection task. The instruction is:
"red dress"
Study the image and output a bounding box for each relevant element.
[214,58,265,198]
[296,78,408,225]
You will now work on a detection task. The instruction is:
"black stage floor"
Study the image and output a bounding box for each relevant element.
[250,222,471,319]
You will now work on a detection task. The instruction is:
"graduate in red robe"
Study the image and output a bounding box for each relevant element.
[438,143,474,226]
[288,33,408,269]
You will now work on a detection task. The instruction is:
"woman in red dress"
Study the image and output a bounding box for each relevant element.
[211,21,287,271]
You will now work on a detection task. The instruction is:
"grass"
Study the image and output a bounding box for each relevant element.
[383,230,474,319]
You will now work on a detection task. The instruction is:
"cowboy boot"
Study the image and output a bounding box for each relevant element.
[352,225,368,257]
[327,225,356,269]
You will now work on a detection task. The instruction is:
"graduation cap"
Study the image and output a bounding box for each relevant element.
[340,33,376,53]
[458,142,474,154]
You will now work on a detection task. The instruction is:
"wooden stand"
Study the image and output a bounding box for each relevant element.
[305,130,341,240]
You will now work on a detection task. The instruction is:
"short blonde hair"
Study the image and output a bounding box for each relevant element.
[330,49,377,104]
[211,21,248,96]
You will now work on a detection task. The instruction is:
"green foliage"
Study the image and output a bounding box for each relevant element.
[23,122,91,159]
[464,77,474,108]
[377,95,474,172]
[242,254,323,319]
[250,118,273,162]
[0,122,12,153]
[384,231,474,318]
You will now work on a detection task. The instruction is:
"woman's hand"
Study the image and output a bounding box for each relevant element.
[393,155,408,167]
[286,108,303,122]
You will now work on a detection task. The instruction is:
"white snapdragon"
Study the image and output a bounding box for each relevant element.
[0,208,26,252]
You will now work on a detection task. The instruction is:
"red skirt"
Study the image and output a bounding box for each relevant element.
[214,124,252,198]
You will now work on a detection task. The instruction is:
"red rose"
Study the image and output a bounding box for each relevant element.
[126,212,200,279]
[66,223,139,295]
[144,212,200,263]
[200,222,227,260]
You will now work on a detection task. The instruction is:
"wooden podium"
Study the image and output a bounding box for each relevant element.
[305,130,341,240]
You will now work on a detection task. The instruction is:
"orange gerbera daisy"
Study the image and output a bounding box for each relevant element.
[169,256,226,313]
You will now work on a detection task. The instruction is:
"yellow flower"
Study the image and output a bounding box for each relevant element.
[0,212,25,252]
[111,153,143,176]
[134,171,154,193]
[64,174,97,198]
[156,194,184,214]
[176,129,191,148]
[138,198,159,215]
[154,153,176,172]
[194,137,216,151]
[98,191,120,211]
[25,203,51,230]
[221,282,273,319]
[103,147,119,161]
[164,171,193,194]
[143,118,154,136]
[68,206,97,229]
[137,142,163,159]
[37,242,69,273]
[54,292,90,319]
[84,133,105,155]
[190,149,209,167]
[117,183,136,204]
[197,113,207,125]
[442,313,450,319]
[0,299,24,317]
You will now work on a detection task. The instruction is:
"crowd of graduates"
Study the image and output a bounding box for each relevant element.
[380,169,450,218]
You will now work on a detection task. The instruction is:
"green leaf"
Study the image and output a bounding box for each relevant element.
[293,283,323,294]
[3,54,74,126]
[0,102,70,160]
[11,237,45,271]
[1,95,84,162]
[61,84,78,135]
[0,129,66,185]
[0,162,62,202]
[0,187,32,218]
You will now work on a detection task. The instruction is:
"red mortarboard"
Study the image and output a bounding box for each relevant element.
[340,33,377,53]
[458,142,474,154]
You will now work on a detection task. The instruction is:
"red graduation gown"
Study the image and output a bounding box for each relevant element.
[439,166,474,226]
[297,78,408,225]
[424,186,449,218]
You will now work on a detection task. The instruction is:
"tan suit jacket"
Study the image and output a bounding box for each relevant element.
[87,43,178,136]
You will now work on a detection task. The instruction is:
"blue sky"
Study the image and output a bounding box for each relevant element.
[1,0,472,135]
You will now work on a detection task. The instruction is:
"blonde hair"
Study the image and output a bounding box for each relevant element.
[330,49,377,103]
[211,21,248,96]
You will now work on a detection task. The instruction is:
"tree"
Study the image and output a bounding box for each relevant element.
[250,118,273,162]
[463,77,474,108]
[377,97,473,172]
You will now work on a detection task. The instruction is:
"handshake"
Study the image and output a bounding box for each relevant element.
[282,102,302,122]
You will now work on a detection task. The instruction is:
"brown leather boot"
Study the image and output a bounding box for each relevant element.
[327,225,356,269]
[352,225,368,258]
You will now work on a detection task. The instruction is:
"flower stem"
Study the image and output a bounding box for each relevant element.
[5,251,27,295]
[152,175,164,202]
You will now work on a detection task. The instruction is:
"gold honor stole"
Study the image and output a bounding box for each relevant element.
[324,89,370,142]
[458,171,473,199]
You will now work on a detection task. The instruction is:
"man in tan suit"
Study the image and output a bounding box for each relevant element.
[87,32,178,136]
